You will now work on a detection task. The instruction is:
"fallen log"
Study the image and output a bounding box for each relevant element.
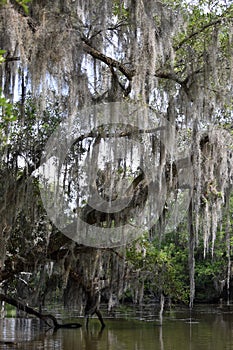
[0,293,82,329]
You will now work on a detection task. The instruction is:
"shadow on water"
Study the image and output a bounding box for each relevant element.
[1,304,233,349]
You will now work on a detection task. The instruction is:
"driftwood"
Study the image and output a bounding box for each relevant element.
[0,293,82,330]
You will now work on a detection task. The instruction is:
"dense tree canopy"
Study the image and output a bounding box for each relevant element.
[0,0,233,320]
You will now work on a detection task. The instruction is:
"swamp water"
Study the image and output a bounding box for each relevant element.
[0,304,233,349]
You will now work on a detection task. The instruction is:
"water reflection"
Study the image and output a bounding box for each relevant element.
[0,306,233,349]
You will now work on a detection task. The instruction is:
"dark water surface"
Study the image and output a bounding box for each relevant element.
[0,304,233,349]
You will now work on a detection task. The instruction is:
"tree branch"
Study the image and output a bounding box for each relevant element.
[81,37,135,81]
[0,293,82,329]
[155,65,204,100]
[155,69,185,86]
[155,69,190,97]
[174,17,226,51]
[5,56,20,62]
[0,293,57,328]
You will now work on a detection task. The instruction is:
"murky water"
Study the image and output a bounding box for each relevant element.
[0,304,233,349]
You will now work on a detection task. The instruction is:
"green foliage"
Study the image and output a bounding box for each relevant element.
[0,49,6,63]
[0,93,16,123]
[15,0,31,14]
[3,95,63,169]
[195,250,228,302]
[0,50,18,147]
[0,51,15,128]
[126,235,190,303]
[0,0,31,13]
[113,0,129,21]
[175,2,233,53]
[126,204,233,304]
[0,93,18,150]
[168,0,233,88]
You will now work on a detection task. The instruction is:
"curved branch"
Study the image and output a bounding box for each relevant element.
[81,37,135,81]
[155,69,190,97]
[155,69,185,86]
[155,66,204,101]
